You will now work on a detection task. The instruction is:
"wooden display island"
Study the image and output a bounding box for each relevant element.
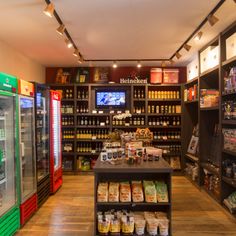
[94,157,173,236]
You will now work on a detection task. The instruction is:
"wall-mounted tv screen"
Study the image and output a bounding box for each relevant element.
[95,90,126,108]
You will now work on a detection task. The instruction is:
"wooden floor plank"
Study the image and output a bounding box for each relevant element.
[16,175,236,236]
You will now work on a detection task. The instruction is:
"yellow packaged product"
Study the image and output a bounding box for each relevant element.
[97,182,108,202]
[132,181,144,202]
[120,182,131,202]
[109,182,119,202]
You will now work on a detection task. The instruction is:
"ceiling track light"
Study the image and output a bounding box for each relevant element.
[65,38,73,48]
[207,14,219,26]
[137,61,142,68]
[169,59,174,65]
[194,31,203,41]
[43,2,54,17]
[78,57,84,64]
[113,61,117,68]
[73,49,80,57]
[183,43,191,51]
[175,52,182,59]
[56,24,65,35]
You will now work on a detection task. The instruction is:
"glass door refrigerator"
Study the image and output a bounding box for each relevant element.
[0,72,20,235]
[18,79,37,225]
[50,90,62,193]
[33,83,50,208]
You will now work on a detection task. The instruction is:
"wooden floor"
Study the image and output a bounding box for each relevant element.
[16,175,236,236]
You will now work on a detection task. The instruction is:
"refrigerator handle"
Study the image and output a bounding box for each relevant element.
[21,142,25,157]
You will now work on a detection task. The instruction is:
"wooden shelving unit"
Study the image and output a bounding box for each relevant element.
[50,83,183,174]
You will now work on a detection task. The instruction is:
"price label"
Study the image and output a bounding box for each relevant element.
[92,110,97,114]
[98,111,103,114]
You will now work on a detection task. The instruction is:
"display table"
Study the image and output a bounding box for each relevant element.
[94,157,173,236]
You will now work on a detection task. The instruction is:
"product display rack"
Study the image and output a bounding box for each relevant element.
[182,21,236,217]
[94,157,173,236]
[50,83,183,174]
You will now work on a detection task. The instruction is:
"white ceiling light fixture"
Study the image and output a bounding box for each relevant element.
[43,2,54,18]
[194,31,203,41]
[137,61,142,68]
[207,14,219,26]
[65,38,73,48]
[73,49,80,57]
[183,43,191,51]
[112,61,117,68]
[56,24,65,36]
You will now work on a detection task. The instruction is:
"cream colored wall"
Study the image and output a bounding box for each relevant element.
[0,40,45,83]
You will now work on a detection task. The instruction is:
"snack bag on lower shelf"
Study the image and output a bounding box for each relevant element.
[155,211,168,219]
[143,181,157,203]
[110,216,121,234]
[108,182,119,202]
[155,181,169,202]
[97,182,108,202]
[158,218,169,236]
[121,215,134,234]
[120,182,131,202]
[132,181,144,202]
[97,214,110,234]
[146,218,159,235]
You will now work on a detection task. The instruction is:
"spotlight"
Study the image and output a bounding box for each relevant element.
[207,14,219,26]
[78,57,84,64]
[43,3,54,18]
[113,61,117,68]
[56,24,65,36]
[194,31,203,41]
[65,38,73,48]
[73,49,80,57]
[169,59,175,65]
[175,52,182,59]
[161,61,166,67]
[183,43,191,51]
[137,61,142,68]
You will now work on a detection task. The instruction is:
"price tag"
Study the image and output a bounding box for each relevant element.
[92,136,97,140]
[98,111,103,114]
[125,123,130,126]
[117,111,122,114]
[100,122,105,126]
[91,150,96,154]
[110,110,114,114]
[92,110,97,114]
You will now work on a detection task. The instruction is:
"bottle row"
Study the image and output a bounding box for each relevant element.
[148,117,181,126]
[133,88,145,99]
[224,67,236,94]
[222,100,236,120]
[148,105,181,114]
[77,130,109,140]
[203,171,220,199]
[155,145,181,153]
[78,116,110,126]
[153,131,181,140]
[61,105,74,114]
[76,105,89,113]
[63,89,73,99]
[148,90,180,99]
[77,143,103,153]
[112,117,145,126]
[77,90,89,99]
[62,117,74,126]
[133,106,145,114]
[184,84,198,102]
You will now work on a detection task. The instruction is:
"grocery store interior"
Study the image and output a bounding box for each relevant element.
[0,0,236,235]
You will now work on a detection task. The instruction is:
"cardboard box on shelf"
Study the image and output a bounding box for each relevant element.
[226,33,236,60]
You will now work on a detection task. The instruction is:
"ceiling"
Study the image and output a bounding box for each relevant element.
[0,0,235,67]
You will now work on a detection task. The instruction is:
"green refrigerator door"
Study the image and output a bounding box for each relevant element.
[0,72,18,93]
[0,90,20,235]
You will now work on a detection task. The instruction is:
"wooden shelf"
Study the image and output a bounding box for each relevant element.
[222,176,236,188]
[76,99,89,101]
[201,162,220,176]
[62,152,75,156]
[185,153,199,163]
[222,90,236,97]
[222,149,236,157]
[62,113,74,116]
[96,202,170,206]
[112,126,146,129]
[76,113,109,116]
[148,99,181,102]
[148,113,181,116]
[61,99,74,101]
[162,152,181,157]
[222,55,236,67]
[200,106,219,111]
[184,100,198,104]
[62,125,75,128]
[152,139,181,143]
[148,125,181,129]
[222,120,236,125]
[76,139,105,142]
[76,125,110,128]
[200,65,219,78]
[133,98,146,101]
[76,152,100,156]
[185,77,198,86]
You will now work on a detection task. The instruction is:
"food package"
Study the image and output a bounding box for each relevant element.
[155,211,167,219]
[143,181,157,203]
[155,181,169,202]
[132,181,144,202]
[109,182,119,202]
[121,215,134,234]
[97,214,110,235]
[110,217,121,234]
[97,182,108,202]
[134,218,146,235]
[146,218,159,235]
[158,218,169,236]
[144,211,156,220]
[145,147,162,157]
[120,182,131,202]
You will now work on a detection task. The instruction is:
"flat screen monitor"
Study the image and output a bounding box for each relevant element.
[95,90,126,108]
